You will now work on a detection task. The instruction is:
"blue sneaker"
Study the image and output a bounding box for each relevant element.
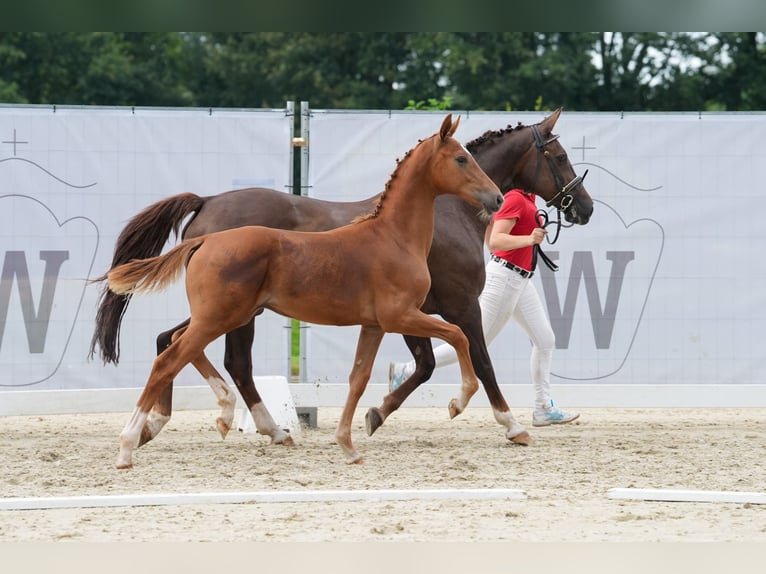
[532,401,579,427]
[388,361,410,392]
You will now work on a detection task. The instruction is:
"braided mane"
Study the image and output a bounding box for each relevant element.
[465,122,525,152]
[351,135,427,224]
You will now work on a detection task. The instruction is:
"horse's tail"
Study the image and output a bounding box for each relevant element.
[105,237,206,296]
[89,192,205,364]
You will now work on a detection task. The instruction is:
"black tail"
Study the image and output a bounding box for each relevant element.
[89,193,205,364]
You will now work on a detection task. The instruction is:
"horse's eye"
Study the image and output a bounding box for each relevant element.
[557,154,567,163]
[456,155,468,165]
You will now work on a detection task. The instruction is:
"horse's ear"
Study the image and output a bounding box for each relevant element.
[450,115,461,137]
[440,114,460,140]
[539,107,562,135]
[439,114,453,140]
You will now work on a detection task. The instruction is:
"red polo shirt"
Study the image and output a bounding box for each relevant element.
[491,189,541,271]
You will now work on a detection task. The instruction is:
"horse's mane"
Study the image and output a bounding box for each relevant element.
[351,135,427,224]
[351,121,525,225]
[465,122,525,152]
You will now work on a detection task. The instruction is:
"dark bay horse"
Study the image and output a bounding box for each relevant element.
[91,107,593,457]
[101,114,504,468]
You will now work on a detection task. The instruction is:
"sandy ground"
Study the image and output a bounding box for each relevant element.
[0,406,765,543]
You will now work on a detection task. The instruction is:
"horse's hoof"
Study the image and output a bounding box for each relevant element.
[115,461,133,470]
[448,398,463,419]
[279,435,295,446]
[216,418,231,440]
[272,431,295,446]
[346,454,364,465]
[365,408,384,436]
[509,430,532,446]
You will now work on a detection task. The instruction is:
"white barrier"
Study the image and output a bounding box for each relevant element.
[0,488,527,510]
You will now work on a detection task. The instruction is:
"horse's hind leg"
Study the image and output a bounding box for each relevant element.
[224,321,293,446]
[141,319,239,447]
[138,319,191,447]
[117,326,216,469]
[365,334,434,436]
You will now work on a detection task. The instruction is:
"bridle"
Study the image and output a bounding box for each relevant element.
[529,123,589,246]
[525,123,589,273]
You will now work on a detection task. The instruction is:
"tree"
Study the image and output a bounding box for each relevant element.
[704,33,766,110]
[0,33,192,106]
[1,33,764,112]
[185,33,412,109]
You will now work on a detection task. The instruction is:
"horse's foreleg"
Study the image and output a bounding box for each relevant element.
[456,311,530,445]
[337,325,383,464]
[464,328,532,446]
[224,322,293,446]
[389,311,480,418]
[365,334,434,436]
[445,331,478,418]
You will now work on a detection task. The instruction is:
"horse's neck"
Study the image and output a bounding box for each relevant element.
[377,176,438,256]
[471,130,530,194]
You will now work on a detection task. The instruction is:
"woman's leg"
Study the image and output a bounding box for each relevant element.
[511,282,578,425]
[510,281,556,408]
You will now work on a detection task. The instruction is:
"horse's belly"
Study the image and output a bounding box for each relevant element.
[266,296,369,327]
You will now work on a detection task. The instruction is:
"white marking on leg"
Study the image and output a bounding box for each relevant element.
[492,408,527,439]
[116,408,149,469]
[145,409,171,440]
[251,402,290,444]
[206,375,236,428]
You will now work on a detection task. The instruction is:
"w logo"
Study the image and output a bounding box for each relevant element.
[537,201,664,380]
[0,250,70,353]
[0,195,98,386]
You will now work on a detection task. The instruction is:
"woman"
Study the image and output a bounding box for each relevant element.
[389,188,579,427]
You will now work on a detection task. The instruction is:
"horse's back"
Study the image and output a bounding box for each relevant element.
[183,187,378,238]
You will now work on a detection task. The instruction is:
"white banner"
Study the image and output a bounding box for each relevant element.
[305,110,766,392]
[3,106,765,413]
[0,105,294,393]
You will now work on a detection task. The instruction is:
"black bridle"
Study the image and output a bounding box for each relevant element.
[527,124,589,272]
[530,124,588,215]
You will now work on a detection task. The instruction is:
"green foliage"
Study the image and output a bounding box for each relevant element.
[0,32,764,111]
[404,96,453,110]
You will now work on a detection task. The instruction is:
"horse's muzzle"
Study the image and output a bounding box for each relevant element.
[479,189,504,214]
[566,201,593,225]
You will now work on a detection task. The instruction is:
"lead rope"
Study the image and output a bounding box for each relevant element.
[532,209,559,273]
